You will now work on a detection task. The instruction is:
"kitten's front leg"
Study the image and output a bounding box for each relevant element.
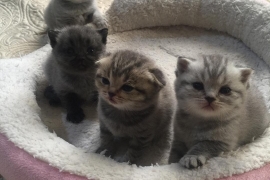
[180,141,229,169]
[169,140,188,164]
[91,9,107,29]
[83,7,107,29]
[83,12,94,24]
[44,85,61,106]
[117,136,149,165]
[62,92,85,124]
[96,123,118,157]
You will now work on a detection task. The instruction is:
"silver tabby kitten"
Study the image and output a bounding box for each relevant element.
[169,55,269,168]
[44,0,107,30]
[44,25,108,123]
[95,50,175,166]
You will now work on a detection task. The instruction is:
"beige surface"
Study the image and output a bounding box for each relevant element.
[1,0,270,59]
[97,0,113,14]
[0,0,113,59]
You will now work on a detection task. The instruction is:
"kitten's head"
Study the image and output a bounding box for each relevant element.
[175,55,253,119]
[95,50,166,110]
[48,25,108,75]
[59,0,92,4]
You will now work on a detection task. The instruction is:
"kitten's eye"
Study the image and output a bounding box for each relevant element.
[122,85,134,92]
[87,47,94,54]
[101,77,110,85]
[192,82,204,91]
[219,86,231,95]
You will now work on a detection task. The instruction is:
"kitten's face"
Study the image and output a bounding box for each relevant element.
[48,26,108,75]
[175,55,252,119]
[95,50,166,111]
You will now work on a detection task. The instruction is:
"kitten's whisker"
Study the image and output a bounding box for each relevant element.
[182,104,194,112]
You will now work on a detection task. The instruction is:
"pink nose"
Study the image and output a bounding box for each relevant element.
[205,96,216,103]
[108,92,116,98]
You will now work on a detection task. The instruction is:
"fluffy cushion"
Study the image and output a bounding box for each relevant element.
[0,0,270,179]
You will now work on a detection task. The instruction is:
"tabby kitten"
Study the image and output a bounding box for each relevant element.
[44,25,108,123]
[169,55,269,168]
[44,0,107,30]
[95,50,175,166]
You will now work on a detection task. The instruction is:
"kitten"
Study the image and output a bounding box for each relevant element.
[169,55,270,168]
[44,25,108,123]
[95,50,175,166]
[44,0,107,30]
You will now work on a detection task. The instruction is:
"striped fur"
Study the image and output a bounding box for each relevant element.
[95,50,175,166]
[170,55,269,169]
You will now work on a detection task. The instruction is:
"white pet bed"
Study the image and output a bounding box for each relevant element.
[1,0,270,179]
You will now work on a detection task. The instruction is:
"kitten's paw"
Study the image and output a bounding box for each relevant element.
[93,17,108,29]
[66,108,85,124]
[180,155,207,169]
[44,86,61,106]
[95,20,108,29]
[44,86,55,99]
[49,99,61,107]
[95,147,114,157]
[44,86,56,99]
[83,12,94,23]
[95,147,105,154]
[114,154,129,163]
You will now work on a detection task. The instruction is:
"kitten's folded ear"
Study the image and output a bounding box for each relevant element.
[95,55,111,67]
[176,57,194,74]
[97,28,108,44]
[95,60,101,67]
[48,30,60,48]
[149,68,166,88]
[240,68,253,84]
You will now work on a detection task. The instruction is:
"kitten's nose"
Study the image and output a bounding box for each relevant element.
[205,96,216,104]
[108,92,116,98]
[78,59,86,65]
[76,58,87,68]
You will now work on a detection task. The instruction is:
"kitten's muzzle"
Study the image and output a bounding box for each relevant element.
[107,92,117,104]
[75,58,88,70]
[108,92,116,98]
[205,96,216,104]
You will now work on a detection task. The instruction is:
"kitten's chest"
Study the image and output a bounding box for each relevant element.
[99,105,151,137]
[66,76,96,100]
[177,119,238,147]
[105,115,147,137]
[105,120,133,137]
